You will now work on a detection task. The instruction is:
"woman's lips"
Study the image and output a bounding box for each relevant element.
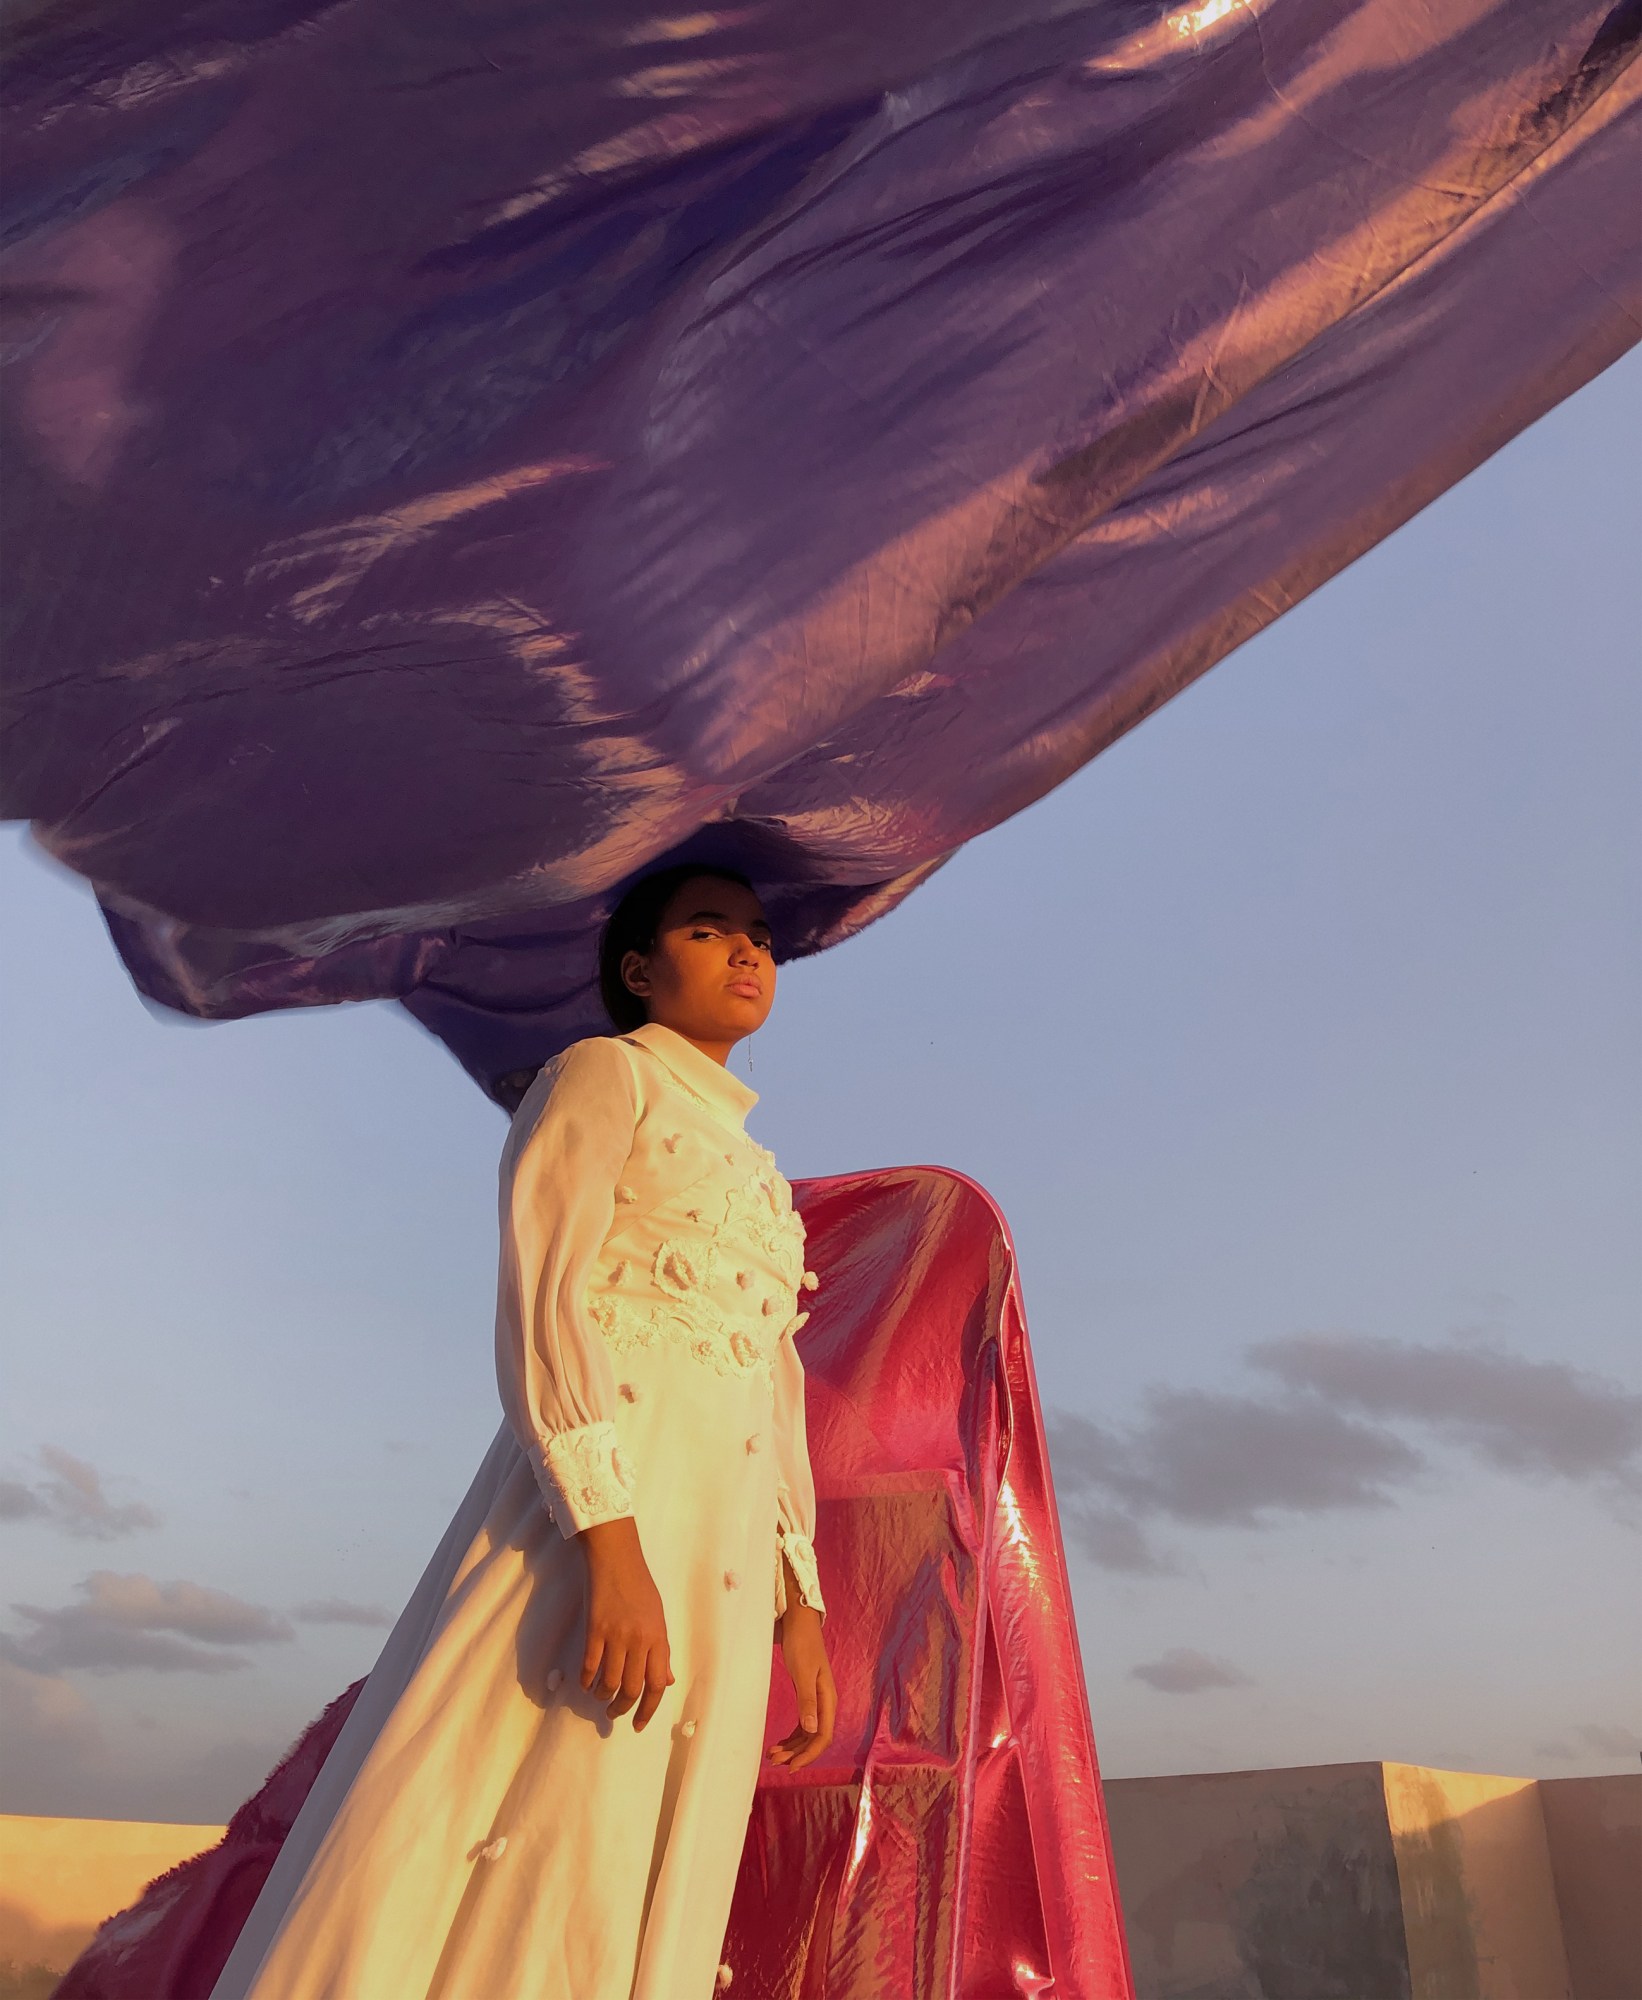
[727,980,762,999]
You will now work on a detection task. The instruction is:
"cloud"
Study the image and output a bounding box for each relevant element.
[1130,1648,1253,1695]
[1251,1336,1642,1494]
[1062,1502,1179,1576]
[292,1598,393,1628]
[1535,1723,1641,1764]
[1053,1395,1423,1528]
[2,1571,294,1676]
[0,1478,48,1522]
[1047,1393,1423,1571]
[1048,1333,1642,1573]
[0,1446,161,1539]
[1570,1722,1641,1757]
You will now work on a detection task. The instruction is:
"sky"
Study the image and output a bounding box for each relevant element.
[1,350,1638,1825]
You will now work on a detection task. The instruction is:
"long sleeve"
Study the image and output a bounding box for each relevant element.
[495,1036,640,1539]
[771,1304,825,1619]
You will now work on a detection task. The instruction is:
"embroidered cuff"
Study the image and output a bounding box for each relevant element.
[531,1421,634,1539]
[775,1527,825,1619]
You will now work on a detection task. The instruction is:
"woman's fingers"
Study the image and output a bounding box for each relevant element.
[580,1634,601,1692]
[766,1726,807,1766]
[769,1721,824,1769]
[578,1525,671,1722]
[607,1642,648,1719]
[767,1685,837,1769]
[632,1641,671,1731]
[597,1638,628,1705]
[784,1663,837,1771]
[582,1623,630,1705]
[765,1637,840,1768]
[582,1628,671,1722]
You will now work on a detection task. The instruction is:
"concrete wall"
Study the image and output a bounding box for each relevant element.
[1104,1762,1414,2000]
[1539,1777,1642,2000]
[1383,1763,1572,2000]
[0,1814,222,2000]
[1106,1765,1640,2000]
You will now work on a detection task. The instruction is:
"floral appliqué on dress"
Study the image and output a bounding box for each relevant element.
[588,1132,807,1382]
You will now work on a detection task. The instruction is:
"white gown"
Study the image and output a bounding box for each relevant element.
[210,1023,825,2000]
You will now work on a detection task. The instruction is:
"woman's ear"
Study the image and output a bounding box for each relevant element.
[620,947,651,998]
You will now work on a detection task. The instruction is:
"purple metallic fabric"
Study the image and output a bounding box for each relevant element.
[3,0,1639,1096]
[54,1168,1129,1998]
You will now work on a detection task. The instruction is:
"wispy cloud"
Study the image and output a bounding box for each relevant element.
[1051,1395,1421,1527]
[0,1446,160,1539]
[2,1572,294,1676]
[1536,1722,1642,1762]
[1062,1503,1180,1577]
[1251,1335,1642,1495]
[1049,1334,1642,1573]
[1130,1648,1253,1695]
[293,1598,393,1628]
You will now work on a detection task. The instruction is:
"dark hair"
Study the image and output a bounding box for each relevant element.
[597,864,757,1033]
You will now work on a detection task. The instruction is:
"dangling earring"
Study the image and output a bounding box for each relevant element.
[746,1033,755,1075]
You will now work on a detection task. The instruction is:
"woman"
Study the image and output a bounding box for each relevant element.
[210,864,836,2000]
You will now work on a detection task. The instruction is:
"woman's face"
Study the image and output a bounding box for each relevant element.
[621,875,775,1050]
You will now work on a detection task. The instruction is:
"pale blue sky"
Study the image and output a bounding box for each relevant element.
[2,352,1637,1822]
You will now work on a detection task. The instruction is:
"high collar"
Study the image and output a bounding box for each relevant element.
[623,1023,758,1130]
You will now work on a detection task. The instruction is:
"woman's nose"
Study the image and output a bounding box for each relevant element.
[728,932,761,963]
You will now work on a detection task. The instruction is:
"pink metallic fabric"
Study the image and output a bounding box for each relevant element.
[725,1168,1131,1996]
[58,1168,1130,1998]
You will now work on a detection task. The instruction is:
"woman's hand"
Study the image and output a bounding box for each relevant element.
[768,1596,835,1772]
[577,1518,673,1730]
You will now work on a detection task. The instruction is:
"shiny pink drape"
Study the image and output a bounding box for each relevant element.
[724,1168,1129,1995]
[60,1168,1130,1998]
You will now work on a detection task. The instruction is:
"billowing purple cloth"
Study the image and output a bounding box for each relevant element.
[3,0,1637,1095]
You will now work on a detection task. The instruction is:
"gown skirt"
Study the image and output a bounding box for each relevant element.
[210,1367,782,1998]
